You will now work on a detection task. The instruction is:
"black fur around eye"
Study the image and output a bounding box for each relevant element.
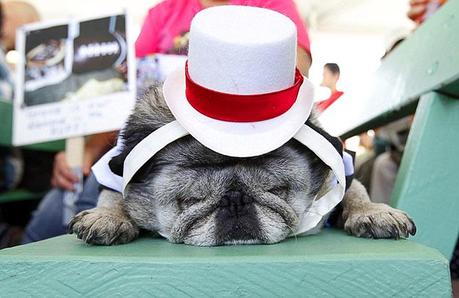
[268,186,289,197]
[177,196,201,212]
[181,196,202,205]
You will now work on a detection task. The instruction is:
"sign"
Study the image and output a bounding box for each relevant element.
[13,13,135,145]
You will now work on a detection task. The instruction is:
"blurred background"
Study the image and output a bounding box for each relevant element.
[6,0,415,99]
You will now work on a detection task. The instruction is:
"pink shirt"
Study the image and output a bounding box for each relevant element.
[135,0,311,57]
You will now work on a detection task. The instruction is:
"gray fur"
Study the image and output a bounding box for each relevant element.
[70,86,416,246]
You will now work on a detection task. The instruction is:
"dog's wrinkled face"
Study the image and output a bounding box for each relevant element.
[110,87,330,246]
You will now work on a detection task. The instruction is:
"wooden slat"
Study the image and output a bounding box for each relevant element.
[392,92,459,259]
[0,100,12,145]
[0,230,452,297]
[319,0,459,137]
[0,189,43,204]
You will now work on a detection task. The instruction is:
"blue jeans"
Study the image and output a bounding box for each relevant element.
[22,172,100,244]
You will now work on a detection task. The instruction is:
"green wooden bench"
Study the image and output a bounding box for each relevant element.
[0,2,457,296]
[0,189,46,204]
[0,100,64,204]
[0,230,452,297]
[320,0,459,261]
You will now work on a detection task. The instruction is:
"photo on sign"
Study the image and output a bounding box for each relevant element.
[13,13,136,146]
[23,15,128,107]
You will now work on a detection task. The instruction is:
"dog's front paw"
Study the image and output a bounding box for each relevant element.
[344,203,416,239]
[69,208,139,245]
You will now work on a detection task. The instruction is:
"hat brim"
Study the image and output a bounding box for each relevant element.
[163,68,314,157]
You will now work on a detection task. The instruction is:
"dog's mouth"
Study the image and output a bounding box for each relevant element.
[169,192,299,246]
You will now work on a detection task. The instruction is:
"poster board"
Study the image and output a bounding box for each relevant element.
[13,12,136,146]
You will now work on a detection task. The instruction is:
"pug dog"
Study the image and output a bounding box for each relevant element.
[69,86,416,246]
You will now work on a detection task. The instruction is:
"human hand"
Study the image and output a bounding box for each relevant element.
[51,132,117,190]
[115,61,128,81]
[51,149,98,191]
[51,151,79,191]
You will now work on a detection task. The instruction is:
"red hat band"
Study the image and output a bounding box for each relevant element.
[185,62,304,122]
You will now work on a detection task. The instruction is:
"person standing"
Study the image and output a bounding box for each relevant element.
[316,63,343,113]
[135,0,312,75]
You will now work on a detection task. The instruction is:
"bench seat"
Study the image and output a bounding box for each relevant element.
[0,229,451,297]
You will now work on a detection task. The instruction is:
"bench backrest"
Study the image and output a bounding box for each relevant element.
[320,0,459,259]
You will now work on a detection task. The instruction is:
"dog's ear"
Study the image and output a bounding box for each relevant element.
[108,149,156,183]
[109,152,127,176]
[107,87,175,181]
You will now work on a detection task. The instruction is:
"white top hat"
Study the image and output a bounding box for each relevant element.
[163,5,314,157]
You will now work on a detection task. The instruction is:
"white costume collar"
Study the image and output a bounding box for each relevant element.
[92,121,346,236]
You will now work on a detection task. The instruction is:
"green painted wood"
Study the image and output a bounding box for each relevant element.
[439,77,459,99]
[0,101,59,204]
[320,0,459,137]
[0,100,12,145]
[0,230,451,297]
[0,189,43,204]
[339,101,418,140]
[391,92,459,259]
[0,100,64,151]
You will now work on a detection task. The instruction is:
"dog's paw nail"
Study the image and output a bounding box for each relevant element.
[345,204,416,240]
[69,208,138,245]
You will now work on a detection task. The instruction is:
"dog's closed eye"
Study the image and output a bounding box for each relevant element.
[268,186,290,198]
[181,196,202,204]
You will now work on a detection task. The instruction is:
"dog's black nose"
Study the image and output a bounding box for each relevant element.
[219,190,253,216]
[215,188,260,243]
